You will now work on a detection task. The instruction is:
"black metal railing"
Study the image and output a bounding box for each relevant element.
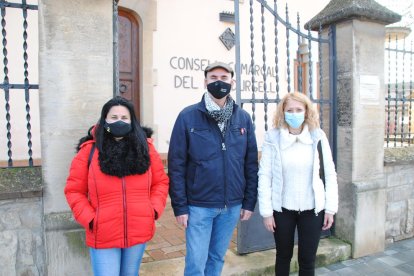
[385,35,414,148]
[234,0,336,157]
[234,0,336,255]
[1,0,38,167]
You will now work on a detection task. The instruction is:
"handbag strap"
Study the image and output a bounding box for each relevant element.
[88,144,95,168]
[317,140,325,188]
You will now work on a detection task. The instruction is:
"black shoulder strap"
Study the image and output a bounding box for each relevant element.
[88,144,95,168]
[317,140,325,187]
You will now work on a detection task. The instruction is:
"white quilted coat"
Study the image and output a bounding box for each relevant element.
[258,126,338,217]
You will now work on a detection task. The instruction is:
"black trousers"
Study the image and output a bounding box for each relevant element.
[273,208,324,276]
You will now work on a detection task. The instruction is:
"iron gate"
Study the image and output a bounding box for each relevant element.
[385,35,414,148]
[0,0,38,168]
[233,0,337,254]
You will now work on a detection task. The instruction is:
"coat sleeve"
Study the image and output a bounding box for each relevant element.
[321,132,338,214]
[168,112,189,216]
[257,132,275,217]
[64,144,96,229]
[242,112,259,212]
[148,140,169,219]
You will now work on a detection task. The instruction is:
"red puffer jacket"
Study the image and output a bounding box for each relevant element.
[64,139,169,249]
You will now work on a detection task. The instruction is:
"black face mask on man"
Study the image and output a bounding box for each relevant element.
[103,120,132,137]
[207,80,231,99]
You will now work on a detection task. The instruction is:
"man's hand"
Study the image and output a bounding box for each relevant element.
[240,209,253,221]
[175,214,188,229]
[263,216,276,232]
[322,213,334,230]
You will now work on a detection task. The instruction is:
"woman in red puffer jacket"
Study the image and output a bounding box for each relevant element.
[64,96,169,276]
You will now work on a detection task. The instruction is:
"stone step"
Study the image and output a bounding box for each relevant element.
[140,237,351,275]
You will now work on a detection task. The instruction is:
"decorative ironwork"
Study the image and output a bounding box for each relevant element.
[234,0,337,256]
[307,27,313,98]
[219,27,235,50]
[22,0,33,166]
[296,13,302,93]
[386,35,392,148]
[273,0,280,101]
[1,4,11,167]
[401,38,406,148]
[234,0,335,146]
[394,38,399,147]
[285,4,291,93]
[318,24,324,129]
[248,0,256,127]
[0,1,38,167]
[261,4,269,130]
[385,35,414,148]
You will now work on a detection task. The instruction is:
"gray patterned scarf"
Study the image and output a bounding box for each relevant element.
[204,92,234,136]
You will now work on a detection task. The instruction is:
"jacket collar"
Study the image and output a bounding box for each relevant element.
[280,124,313,150]
[197,94,238,114]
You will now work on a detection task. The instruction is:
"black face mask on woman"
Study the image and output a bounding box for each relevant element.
[207,80,231,99]
[103,120,132,138]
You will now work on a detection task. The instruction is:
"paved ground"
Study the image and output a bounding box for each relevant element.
[142,197,236,263]
[144,196,414,275]
[291,238,414,276]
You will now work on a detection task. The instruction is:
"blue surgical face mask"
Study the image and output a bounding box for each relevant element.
[284,112,305,129]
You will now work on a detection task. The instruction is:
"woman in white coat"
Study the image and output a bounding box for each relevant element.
[258,92,338,276]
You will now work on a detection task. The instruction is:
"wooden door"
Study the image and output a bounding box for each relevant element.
[118,9,140,118]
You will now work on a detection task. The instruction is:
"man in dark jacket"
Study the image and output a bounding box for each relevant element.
[168,61,258,276]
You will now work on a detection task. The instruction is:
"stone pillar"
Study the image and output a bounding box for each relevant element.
[307,0,400,258]
[38,0,113,274]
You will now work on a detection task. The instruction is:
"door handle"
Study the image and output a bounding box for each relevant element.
[120,84,127,94]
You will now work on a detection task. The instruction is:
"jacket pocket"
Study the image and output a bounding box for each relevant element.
[188,127,219,161]
[93,208,99,234]
[189,158,224,202]
[313,178,325,211]
[228,126,247,159]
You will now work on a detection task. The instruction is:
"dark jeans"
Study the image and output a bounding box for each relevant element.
[273,208,324,276]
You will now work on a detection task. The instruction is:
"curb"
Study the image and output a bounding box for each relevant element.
[140,237,351,275]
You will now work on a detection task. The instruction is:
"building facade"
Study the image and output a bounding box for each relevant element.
[1,0,414,275]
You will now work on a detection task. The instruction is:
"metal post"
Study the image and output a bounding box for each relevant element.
[234,0,241,106]
[329,25,337,165]
[113,0,120,96]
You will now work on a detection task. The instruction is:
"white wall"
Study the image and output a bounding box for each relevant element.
[152,0,330,153]
[1,0,332,164]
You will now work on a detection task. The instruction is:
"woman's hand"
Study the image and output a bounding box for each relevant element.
[240,209,253,221]
[322,213,334,230]
[263,216,276,232]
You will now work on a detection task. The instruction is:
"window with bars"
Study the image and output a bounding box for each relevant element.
[385,36,414,148]
[0,0,40,167]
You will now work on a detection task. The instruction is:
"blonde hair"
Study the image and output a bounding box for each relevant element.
[273,92,320,130]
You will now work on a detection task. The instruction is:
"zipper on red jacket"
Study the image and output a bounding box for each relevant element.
[148,172,155,220]
[90,151,99,249]
[122,177,128,247]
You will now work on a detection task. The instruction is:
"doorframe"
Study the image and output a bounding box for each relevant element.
[116,1,157,145]
[118,7,141,119]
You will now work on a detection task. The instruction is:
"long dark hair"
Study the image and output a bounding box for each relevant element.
[76,96,149,156]
[95,96,149,155]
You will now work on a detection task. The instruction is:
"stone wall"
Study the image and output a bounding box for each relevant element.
[0,167,44,275]
[384,147,414,243]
